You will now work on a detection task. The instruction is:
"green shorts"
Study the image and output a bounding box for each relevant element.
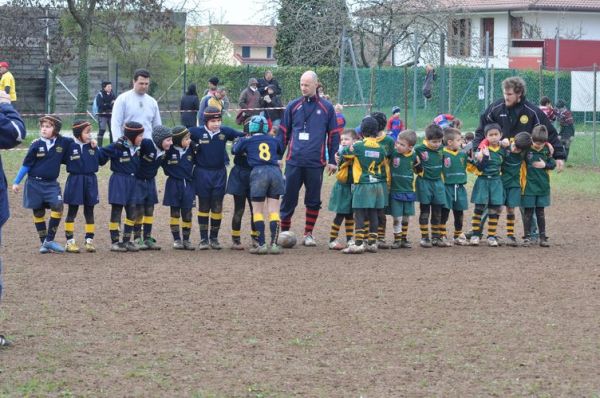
[352,182,386,209]
[471,177,504,206]
[389,198,415,217]
[444,184,468,211]
[416,178,446,205]
[328,182,352,214]
[521,194,550,208]
[504,187,521,208]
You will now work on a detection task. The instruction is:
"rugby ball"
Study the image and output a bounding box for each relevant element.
[277,231,297,248]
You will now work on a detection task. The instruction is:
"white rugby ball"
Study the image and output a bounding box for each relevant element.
[277,231,297,248]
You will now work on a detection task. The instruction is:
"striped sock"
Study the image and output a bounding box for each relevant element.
[133,216,143,240]
[506,214,515,237]
[231,229,241,243]
[354,229,364,246]
[393,232,401,242]
[182,220,192,241]
[33,215,47,244]
[345,218,354,242]
[420,223,429,239]
[401,221,409,240]
[368,232,377,245]
[329,222,341,242]
[280,217,291,232]
[471,208,483,237]
[305,209,319,235]
[123,218,135,243]
[488,214,499,238]
[65,222,75,240]
[377,226,385,241]
[170,217,181,241]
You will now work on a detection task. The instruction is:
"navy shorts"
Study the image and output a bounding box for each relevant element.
[163,177,196,209]
[23,178,62,209]
[250,165,285,200]
[226,165,251,197]
[132,177,159,206]
[108,173,136,205]
[193,167,227,199]
[64,174,99,206]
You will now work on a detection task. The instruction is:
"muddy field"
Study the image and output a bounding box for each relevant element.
[1,180,599,396]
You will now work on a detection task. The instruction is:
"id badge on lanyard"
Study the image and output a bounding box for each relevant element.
[299,122,309,141]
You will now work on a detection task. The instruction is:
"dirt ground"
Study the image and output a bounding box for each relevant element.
[1,180,599,396]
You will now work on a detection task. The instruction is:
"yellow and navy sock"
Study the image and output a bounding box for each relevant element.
[33,215,47,243]
[85,224,95,240]
[209,212,222,240]
[197,211,209,241]
[182,220,192,241]
[368,232,377,245]
[269,212,280,245]
[122,218,135,242]
[471,208,483,237]
[506,214,515,237]
[329,222,341,242]
[488,214,499,238]
[142,216,153,240]
[133,216,143,240]
[170,217,181,241]
[344,218,354,242]
[253,213,265,246]
[231,229,241,243]
[377,226,385,241]
[46,211,62,242]
[65,222,75,240]
[354,229,364,246]
[109,222,120,243]
[420,223,429,239]
[401,220,409,240]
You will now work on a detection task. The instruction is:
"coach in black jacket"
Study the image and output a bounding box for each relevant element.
[474,76,565,172]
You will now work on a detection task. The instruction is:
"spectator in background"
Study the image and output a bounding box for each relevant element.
[180,83,200,128]
[539,96,556,122]
[204,76,219,96]
[260,84,283,129]
[555,99,575,162]
[95,81,116,146]
[0,91,27,347]
[237,78,261,130]
[258,70,281,97]
[198,86,227,126]
[0,62,17,109]
[386,106,405,140]
[335,104,346,129]
[317,84,330,101]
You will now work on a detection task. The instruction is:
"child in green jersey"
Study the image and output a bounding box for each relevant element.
[469,123,505,247]
[327,129,358,250]
[414,124,446,248]
[441,128,469,246]
[521,125,555,247]
[371,111,394,248]
[389,130,419,249]
[342,117,387,254]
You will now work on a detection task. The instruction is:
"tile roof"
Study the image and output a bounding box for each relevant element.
[446,0,600,12]
[212,25,276,47]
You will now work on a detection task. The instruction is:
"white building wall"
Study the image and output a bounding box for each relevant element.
[514,11,600,40]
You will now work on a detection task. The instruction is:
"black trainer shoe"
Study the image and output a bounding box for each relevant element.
[0,335,12,347]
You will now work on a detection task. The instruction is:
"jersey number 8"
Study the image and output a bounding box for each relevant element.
[259,143,271,161]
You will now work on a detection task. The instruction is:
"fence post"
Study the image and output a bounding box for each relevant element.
[439,32,446,114]
[337,26,346,104]
[538,64,543,99]
[490,65,495,106]
[403,65,408,126]
[594,63,598,166]
[115,63,119,96]
[183,63,187,96]
[412,33,418,131]
[369,67,375,112]
[448,66,452,114]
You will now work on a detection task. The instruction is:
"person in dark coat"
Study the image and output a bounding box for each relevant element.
[95,81,116,146]
[260,84,283,129]
[258,70,282,97]
[180,84,200,128]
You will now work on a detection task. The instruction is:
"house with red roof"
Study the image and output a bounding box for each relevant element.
[187,24,277,66]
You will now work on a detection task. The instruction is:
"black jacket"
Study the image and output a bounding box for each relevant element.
[258,78,282,96]
[96,90,116,115]
[180,94,200,128]
[260,94,283,122]
[474,97,565,160]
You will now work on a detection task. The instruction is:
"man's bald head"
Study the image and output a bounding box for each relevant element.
[300,70,318,98]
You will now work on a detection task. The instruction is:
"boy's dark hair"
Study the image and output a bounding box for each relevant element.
[464,131,475,141]
[370,111,387,132]
[39,114,62,136]
[531,125,548,143]
[451,118,462,130]
[133,69,150,81]
[341,128,359,141]
[398,129,417,147]
[360,116,379,138]
[443,127,462,145]
[556,99,567,108]
[540,96,551,106]
[424,123,443,140]
[514,132,533,150]
[484,123,502,136]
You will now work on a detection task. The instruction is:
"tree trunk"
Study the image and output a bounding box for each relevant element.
[76,28,91,114]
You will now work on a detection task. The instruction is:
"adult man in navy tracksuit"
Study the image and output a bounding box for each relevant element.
[0,92,26,347]
[277,71,341,246]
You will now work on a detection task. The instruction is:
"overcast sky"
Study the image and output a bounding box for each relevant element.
[172,0,272,25]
